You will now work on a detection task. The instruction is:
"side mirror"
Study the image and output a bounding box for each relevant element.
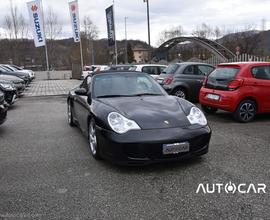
[87,93,92,104]
[75,88,87,96]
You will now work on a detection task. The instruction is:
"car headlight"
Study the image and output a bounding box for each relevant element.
[0,83,14,90]
[187,107,207,126]
[108,112,141,134]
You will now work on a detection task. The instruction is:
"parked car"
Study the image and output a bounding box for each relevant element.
[82,65,109,79]
[200,62,270,122]
[108,65,135,71]
[0,65,30,85]
[129,64,167,79]
[157,62,215,101]
[67,71,211,165]
[0,75,25,95]
[0,80,17,105]
[4,64,35,81]
[0,90,8,125]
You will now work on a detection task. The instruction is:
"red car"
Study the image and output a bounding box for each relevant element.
[199,62,270,122]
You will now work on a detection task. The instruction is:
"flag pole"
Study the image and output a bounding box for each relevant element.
[79,36,84,74]
[77,0,84,74]
[113,0,118,65]
[40,0,50,79]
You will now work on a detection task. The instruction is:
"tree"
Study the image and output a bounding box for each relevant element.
[45,6,63,68]
[213,26,222,40]
[157,25,184,46]
[3,0,28,64]
[81,16,99,65]
[192,23,213,39]
[45,7,62,41]
[127,43,134,63]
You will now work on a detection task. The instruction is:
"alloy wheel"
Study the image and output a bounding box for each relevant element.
[239,103,255,122]
[174,89,186,99]
[89,121,97,155]
[67,102,71,124]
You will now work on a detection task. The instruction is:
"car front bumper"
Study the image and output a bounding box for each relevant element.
[96,125,211,165]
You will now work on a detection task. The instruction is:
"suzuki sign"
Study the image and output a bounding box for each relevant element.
[69,0,81,43]
[27,0,46,47]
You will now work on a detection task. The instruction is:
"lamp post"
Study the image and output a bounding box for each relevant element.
[124,17,128,64]
[143,0,150,46]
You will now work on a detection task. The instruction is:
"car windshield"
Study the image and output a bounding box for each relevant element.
[209,67,240,79]
[93,73,165,98]
[161,64,179,74]
[1,65,13,72]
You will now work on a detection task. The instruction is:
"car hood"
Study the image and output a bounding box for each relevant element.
[0,74,23,82]
[99,95,190,129]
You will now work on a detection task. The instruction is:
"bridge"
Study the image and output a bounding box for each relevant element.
[154,36,236,62]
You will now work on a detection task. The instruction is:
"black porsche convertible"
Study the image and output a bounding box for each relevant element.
[67,72,211,165]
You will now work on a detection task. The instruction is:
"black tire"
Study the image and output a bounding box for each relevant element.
[201,105,218,114]
[233,100,256,123]
[88,119,101,160]
[67,100,75,127]
[173,88,187,99]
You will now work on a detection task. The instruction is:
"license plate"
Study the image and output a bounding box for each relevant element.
[206,93,220,101]
[162,142,190,155]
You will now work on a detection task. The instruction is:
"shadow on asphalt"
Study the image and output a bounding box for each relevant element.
[206,111,270,124]
[98,155,207,174]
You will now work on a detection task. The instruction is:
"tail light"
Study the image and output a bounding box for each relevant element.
[163,74,174,85]
[202,77,208,87]
[228,79,244,90]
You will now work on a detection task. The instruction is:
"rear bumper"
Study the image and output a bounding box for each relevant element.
[96,125,211,165]
[199,87,238,112]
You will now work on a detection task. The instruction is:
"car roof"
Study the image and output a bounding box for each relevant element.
[218,62,270,67]
[133,64,167,67]
[174,62,215,66]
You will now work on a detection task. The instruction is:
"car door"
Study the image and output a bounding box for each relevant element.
[251,66,270,111]
[74,76,91,134]
[180,65,199,99]
[194,65,215,95]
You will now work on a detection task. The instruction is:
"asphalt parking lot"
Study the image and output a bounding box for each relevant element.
[0,96,269,219]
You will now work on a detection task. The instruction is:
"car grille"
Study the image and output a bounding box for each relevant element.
[122,134,210,159]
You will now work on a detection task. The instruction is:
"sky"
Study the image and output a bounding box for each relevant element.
[0,0,270,46]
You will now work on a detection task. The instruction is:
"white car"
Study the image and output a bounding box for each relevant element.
[3,64,35,80]
[129,64,167,79]
[82,65,109,79]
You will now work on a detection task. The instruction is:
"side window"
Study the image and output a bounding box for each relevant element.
[142,66,152,74]
[198,65,215,76]
[252,66,270,80]
[160,66,166,73]
[183,65,195,75]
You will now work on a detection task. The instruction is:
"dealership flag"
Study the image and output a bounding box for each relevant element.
[27,0,46,47]
[105,5,115,46]
[69,0,81,43]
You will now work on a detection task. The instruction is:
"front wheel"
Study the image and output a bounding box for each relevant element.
[88,119,101,160]
[233,100,256,123]
[67,100,75,126]
[201,105,218,114]
[173,88,187,99]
